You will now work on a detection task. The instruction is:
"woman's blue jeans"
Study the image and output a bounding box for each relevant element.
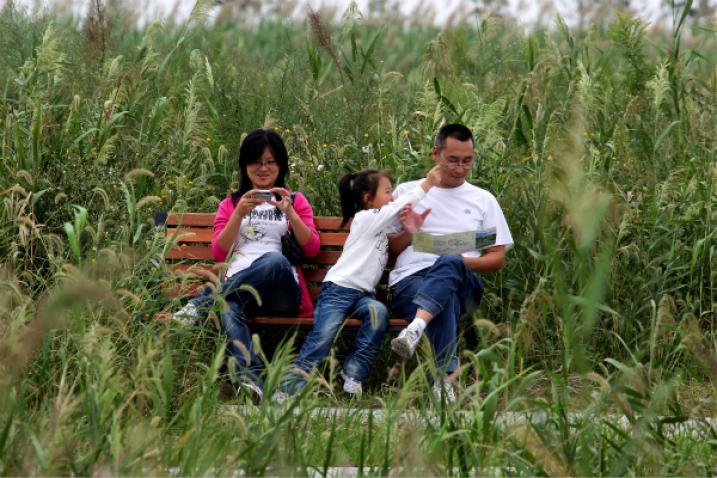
[187,252,300,385]
[390,255,483,373]
[287,282,388,392]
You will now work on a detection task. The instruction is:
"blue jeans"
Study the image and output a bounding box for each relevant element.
[390,255,484,372]
[188,252,300,385]
[287,282,388,391]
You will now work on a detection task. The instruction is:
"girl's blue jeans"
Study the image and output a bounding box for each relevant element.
[390,255,484,373]
[187,251,300,386]
[285,282,389,392]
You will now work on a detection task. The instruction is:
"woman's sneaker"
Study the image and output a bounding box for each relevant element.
[237,379,264,403]
[340,370,362,396]
[391,327,422,359]
[172,302,201,326]
[432,375,456,404]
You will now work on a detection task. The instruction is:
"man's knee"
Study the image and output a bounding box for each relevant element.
[433,255,465,269]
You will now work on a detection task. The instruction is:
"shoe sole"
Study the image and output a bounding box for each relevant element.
[390,337,416,359]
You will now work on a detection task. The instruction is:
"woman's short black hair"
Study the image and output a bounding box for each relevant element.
[231,128,289,205]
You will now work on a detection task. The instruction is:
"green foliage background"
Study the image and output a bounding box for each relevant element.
[0,0,716,474]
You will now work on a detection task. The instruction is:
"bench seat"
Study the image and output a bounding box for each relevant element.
[158,212,408,330]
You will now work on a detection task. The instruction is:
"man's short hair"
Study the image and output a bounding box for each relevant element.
[435,124,474,151]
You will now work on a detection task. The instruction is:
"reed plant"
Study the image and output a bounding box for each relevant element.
[1,0,715,474]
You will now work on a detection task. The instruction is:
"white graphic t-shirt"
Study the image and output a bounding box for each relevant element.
[388,180,513,287]
[226,202,296,281]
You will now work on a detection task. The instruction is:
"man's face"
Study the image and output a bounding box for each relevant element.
[432,137,474,188]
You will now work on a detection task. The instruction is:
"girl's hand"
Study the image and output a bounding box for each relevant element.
[236,189,264,216]
[426,165,442,187]
[269,187,293,213]
[400,204,432,234]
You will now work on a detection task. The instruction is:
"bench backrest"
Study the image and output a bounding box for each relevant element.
[163,213,392,301]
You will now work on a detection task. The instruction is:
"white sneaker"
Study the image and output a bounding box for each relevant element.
[272,391,288,405]
[237,379,263,403]
[172,302,201,326]
[432,376,456,404]
[391,327,422,359]
[340,370,362,396]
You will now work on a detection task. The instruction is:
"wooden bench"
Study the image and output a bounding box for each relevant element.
[158,212,409,330]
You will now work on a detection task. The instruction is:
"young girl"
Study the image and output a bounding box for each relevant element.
[279,165,441,398]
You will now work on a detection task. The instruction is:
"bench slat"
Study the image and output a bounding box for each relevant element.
[166,230,348,247]
[166,228,213,244]
[166,213,215,227]
[165,214,348,231]
[315,216,348,231]
[166,245,214,261]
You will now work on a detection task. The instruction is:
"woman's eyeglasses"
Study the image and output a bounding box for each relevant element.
[248,159,278,168]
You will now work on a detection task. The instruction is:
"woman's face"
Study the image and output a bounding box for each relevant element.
[246,147,280,190]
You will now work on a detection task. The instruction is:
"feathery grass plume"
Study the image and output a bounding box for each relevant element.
[124,168,155,182]
[182,75,209,152]
[308,8,344,84]
[647,60,671,113]
[187,0,212,27]
[96,132,117,166]
[421,32,450,80]
[91,187,111,211]
[576,60,597,118]
[83,0,109,66]
[136,196,161,209]
[238,284,262,307]
[36,22,68,84]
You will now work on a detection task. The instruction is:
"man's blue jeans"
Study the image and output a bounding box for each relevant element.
[390,255,484,372]
[187,251,300,385]
[287,282,388,391]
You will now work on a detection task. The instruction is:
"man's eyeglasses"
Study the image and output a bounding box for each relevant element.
[248,159,278,168]
[444,158,473,169]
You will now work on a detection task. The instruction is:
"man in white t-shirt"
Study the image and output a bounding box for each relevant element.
[387,124,513,400]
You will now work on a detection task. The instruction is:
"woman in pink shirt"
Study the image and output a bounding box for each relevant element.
[173,128,320,399]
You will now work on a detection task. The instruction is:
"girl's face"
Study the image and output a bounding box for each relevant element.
[365,176,393,209]
[246,147,280,190]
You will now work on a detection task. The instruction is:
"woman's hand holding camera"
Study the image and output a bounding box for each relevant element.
[269,187,293,213]
[236,189,264,217]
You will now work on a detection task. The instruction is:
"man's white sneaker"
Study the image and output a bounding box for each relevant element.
[391,327,422,359]
[432,376,456,404]
[340,370,362,396]
[172,302,201,326]
[272,390,288,405]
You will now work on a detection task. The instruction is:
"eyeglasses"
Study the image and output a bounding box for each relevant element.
[443,158,474,169]
[248,158,278,168]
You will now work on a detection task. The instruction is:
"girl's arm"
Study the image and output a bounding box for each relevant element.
[356,180,433,237]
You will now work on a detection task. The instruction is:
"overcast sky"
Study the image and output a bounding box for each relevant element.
[5,0,672,28]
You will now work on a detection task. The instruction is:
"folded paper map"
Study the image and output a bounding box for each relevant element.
[412,227,497,256]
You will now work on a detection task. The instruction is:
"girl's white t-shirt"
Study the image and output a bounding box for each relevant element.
[323,185,427,293]
[388,180,513,287]
[226,202,297,281]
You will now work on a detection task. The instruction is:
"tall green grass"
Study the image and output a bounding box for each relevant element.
[1,0,716,474]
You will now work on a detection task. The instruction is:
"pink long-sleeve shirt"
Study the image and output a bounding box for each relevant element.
[210,192,320,317]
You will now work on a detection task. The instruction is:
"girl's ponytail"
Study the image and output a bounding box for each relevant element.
[338,169,390,228]
[338,172,358,227]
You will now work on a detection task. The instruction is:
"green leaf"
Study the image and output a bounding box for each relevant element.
[653,120,680,153]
